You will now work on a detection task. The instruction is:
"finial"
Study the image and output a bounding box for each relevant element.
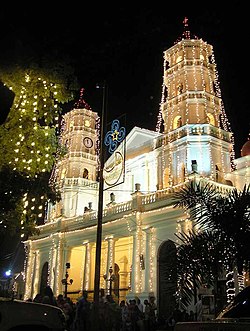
[74,88,92,110]
[183,17,188,28]
[182,17,191,40]
[175,17,198,44]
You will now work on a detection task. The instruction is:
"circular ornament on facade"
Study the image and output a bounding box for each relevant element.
[83,137,93,148]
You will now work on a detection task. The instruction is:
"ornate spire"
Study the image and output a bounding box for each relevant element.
[175,17,198,43]
[182,17,190,39]
[74,88,92,110]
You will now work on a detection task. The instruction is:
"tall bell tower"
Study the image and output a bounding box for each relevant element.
[49,89,100,219]
[157,18,234,187]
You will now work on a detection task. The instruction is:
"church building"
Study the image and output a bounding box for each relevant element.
[23,20,250,319]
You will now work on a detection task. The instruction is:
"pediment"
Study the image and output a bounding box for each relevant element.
[125,126,161,153]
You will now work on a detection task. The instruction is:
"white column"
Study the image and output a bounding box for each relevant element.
[104,237,115,294]
[148,227,156,295]
[82,242,92,291]
[130,212,143,295]
[106,236,115,272]
[54,236,63,296]
[143,228,151,293]
[33,251,40,297]
[24,242,35,300]
[49,237,58,290]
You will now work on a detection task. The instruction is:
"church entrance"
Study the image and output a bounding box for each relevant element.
[40,262,49,295]
[158,240,177,323]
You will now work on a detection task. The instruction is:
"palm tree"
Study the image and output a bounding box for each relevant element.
[173,179,250,311]
[175,229,236,313]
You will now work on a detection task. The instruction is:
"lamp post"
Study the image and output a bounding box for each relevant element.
[61,262,73,298]
[93,81,107,306]
[103,266,116,296]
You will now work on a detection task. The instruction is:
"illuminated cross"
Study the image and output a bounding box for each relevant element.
[183,17,188,27]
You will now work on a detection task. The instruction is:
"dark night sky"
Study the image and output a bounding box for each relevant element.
[0,3,249,157]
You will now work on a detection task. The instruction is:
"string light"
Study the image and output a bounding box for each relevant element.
[22,19,247,308]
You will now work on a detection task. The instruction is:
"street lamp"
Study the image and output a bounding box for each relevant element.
[61,262,73,298]
[94,81,107,306]
[92,82,109,331]
[103,266,116,296]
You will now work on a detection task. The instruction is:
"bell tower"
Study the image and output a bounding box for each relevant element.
[50,89,100,218]
[158,18,234,187]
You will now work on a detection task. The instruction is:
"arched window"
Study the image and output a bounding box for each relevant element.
[165,61,170,70]
[207,113,215,126]
[40,262,49,294]
[83,168,89,179]
[173,116,182,129]
[176,55,182,63]
[177,83,183,94]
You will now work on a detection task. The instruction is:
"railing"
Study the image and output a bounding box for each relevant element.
[37,176,234,237]
[154,124,231,148]
[63,178,98,189]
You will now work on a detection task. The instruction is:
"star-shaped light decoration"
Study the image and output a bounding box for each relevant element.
[104,119,126,154]
[112,130,119,141]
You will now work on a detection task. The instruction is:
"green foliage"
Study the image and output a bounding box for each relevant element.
[0,61,78,177]
[0,165,61,238]
[173,180,250,308]
[0,166,34,237]
[0,59,79,240]
[176,229,236,308]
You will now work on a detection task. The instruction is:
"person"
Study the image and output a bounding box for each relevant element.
[195,294,203,321]
[33,293,43,303]
[135,296,143,313]
[172,306,182,325]
[120,300,129,331]
[74,291,91,331]
[149,296,157,329]
[189,310,195,321]
[57,294,74,330]
[105,295,121,331]
[98,289,107,331]
[181,309,190,321]
[143,299,151,331]
[42,285,57,306]
[166,312,176,330]
[128,299,143,331]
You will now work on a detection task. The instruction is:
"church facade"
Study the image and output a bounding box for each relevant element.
[23,22,249,319]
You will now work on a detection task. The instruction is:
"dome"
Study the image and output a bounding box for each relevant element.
[241,139,250,157]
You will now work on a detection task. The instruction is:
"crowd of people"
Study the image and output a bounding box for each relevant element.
[163,306,195,330]
[27,286,159,331]
[27,285,207,330]
[74,293,158,331]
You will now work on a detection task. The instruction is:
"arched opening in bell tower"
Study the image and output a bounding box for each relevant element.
[207,113,215,126]
[173,115,182,129]
[82,168,89,179]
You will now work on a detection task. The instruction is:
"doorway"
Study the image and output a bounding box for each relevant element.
[158,240,177,322]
